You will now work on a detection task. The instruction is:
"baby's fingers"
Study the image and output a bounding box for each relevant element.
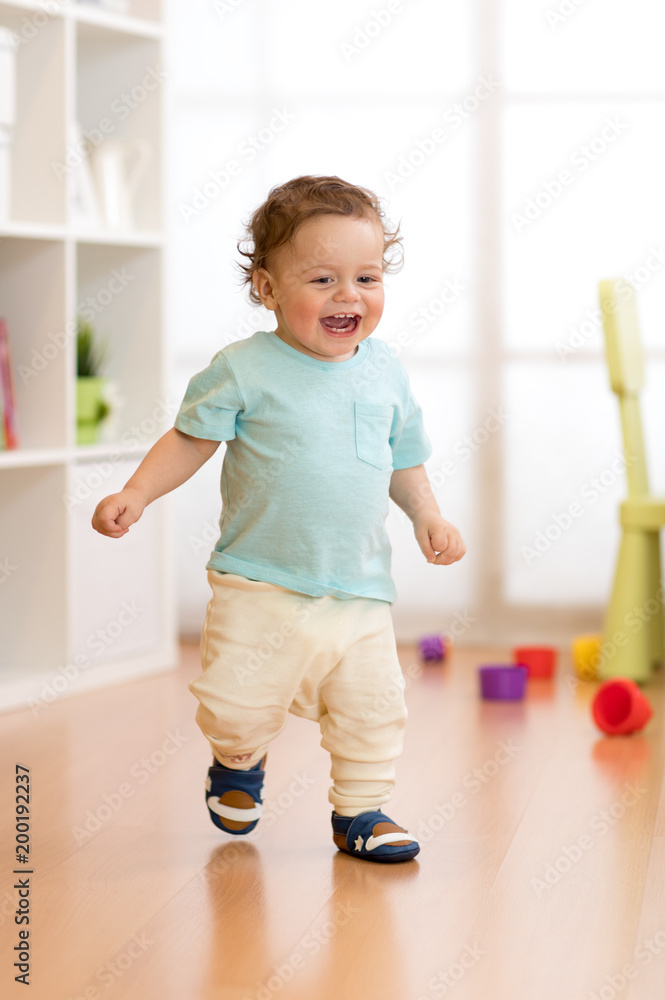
[92,498,129,537]
[431,532,466,565]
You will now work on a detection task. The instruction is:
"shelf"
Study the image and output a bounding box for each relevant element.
[0,237,69,450]
[0,7,67,226]
[0,465,69,669]
[0,440,156,468]
[74,228,163,247]
[72,4,163,39]
[0,0,173,713]
[75,22,163,233]
[70,455,166,666]
[0,0,65,16]
[0,1,161,32]
[0,222,68,241]
[0,222,163,246]
[0,448,68,468]
[70,439,157,461]
[76,242,166,442]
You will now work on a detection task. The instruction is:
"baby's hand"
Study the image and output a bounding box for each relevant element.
[91,488,146,538]
[413,514,466,566]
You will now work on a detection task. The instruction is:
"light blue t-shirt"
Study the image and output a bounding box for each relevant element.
[174,330,432,604]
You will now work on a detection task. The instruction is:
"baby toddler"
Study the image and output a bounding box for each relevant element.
[92,175,465,863]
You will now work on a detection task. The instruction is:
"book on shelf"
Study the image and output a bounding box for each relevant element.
[0,317,19,449]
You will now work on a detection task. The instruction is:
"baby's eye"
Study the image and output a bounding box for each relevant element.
[358,275,379,284]
[312,277,333,284]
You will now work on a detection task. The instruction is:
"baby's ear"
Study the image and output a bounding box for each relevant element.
[253,268,277,309]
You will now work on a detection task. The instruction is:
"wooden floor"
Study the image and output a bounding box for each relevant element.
[2,639,664,1000]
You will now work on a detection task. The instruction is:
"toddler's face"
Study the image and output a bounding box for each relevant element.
[253,213,385,362]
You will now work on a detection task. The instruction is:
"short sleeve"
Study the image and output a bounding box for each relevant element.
[174,351,244,442]
[390,380,433,471]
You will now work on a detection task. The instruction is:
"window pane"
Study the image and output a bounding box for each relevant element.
[168,0,264,95]
[501,0,665,94]
[502,102,665,353]
[503,361,626,605]
[263,0,475,97]
[263,103,476,357]
[391,364,477,622]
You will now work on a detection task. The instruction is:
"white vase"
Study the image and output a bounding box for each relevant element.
[0,124,11,223]
[0,26,16,127]
[90,138,152,231]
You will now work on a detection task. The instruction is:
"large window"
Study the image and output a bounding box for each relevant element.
[168,0,665,642]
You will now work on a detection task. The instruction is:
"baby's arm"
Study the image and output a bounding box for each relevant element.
[389,464,466,565]
[91,428,221,538]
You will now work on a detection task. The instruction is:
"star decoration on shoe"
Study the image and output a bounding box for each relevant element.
[354,835,364,852]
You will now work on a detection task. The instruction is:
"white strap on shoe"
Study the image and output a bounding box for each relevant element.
[364,831,417,851]
[207,797,263,822]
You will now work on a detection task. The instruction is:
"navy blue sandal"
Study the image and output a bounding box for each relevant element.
[331,809,420,862]
[205,754,267,835]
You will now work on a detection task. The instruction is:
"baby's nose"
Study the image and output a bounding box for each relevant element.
[333,282,361,301]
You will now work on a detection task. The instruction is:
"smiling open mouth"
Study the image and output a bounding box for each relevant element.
[320,314,360,334]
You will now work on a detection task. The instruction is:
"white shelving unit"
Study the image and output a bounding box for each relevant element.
[0,0,177,713]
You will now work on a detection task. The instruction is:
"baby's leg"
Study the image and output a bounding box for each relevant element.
[317,599,407,817]
[191,570,329,834]
[190,570,315,768]
[314,601,421,860]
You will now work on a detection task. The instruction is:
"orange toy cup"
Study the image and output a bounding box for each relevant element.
[592,678,653,736]
[512,646,557,678]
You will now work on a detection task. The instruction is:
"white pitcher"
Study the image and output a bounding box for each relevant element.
[91,137,152,230]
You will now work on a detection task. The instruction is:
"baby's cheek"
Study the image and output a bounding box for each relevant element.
[292,301,320,327]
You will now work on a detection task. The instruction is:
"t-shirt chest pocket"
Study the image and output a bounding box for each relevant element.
[354,401,394,470]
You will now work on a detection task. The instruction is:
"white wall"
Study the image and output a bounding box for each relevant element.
[165,0,665,646]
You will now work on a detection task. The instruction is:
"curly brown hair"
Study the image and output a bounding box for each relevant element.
[236,175,403,304]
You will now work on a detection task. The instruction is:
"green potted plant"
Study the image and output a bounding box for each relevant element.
[76,318,111,445]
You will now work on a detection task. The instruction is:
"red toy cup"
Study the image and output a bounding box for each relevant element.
[512,646,557,678]
[592,678,653,736]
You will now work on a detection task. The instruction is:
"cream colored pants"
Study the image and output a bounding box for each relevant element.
[189,570,408,817]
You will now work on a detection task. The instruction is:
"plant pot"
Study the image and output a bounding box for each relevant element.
[77,376,108,445]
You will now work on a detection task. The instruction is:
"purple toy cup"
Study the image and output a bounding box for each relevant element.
[479,664,528,701]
